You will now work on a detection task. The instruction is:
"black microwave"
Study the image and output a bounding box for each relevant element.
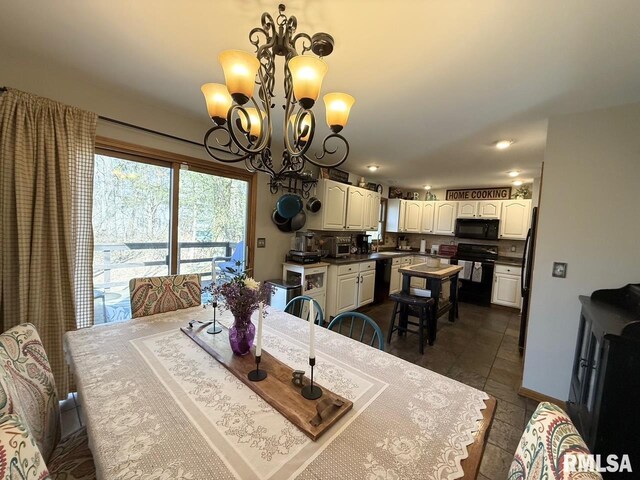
[455,218,499,240]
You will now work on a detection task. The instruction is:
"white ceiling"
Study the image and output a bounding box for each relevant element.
[2,0,640,189]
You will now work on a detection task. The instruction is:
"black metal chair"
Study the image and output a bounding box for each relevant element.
[387,292,435,354]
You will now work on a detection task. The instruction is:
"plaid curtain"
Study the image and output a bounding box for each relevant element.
[0,88,96,396]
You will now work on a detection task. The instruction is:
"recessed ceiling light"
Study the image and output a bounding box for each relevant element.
[367,165,379,171]
[508,170,520,177]
[424,185,432,190]
[495,140,514,150]
[513,180,523,186]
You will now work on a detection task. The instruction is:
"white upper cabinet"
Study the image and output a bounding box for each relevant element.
[364,190,381,230]
[306,179,347,230]
[434,202,458,235]
[421,201,435,233]
[385,199,403,233]
[345,186,366,230]
[457,201,478,218]
[403,201,422,233]
[477,200,502,219]
[499,199,531,239]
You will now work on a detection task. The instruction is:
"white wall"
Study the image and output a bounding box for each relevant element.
[522,101,640,400]
[0,49,287,281]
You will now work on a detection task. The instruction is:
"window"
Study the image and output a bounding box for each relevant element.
[92,139,256,323]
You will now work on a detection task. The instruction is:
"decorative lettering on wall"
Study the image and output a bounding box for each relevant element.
[445,187,512,201]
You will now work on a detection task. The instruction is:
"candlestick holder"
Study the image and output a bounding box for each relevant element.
[301,357,322,400]
[247,354,267,382]
[207,301,222,335]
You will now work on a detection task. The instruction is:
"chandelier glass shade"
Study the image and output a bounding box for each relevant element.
[200,4,354,193]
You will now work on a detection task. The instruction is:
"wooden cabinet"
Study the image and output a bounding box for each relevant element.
[491,264,522,308]
[477,200,501,219]
[567,285,640,467]
[421,201,435,233]
[433,202,458,235]
[364,190,381,231]
[326,261,377,317]
[457,201,477,218]
[386,199,421,233]
[499,199,531,239]
[345,186,366,230]
[306,179,347,230]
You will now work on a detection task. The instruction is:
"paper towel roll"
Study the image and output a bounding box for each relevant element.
[420,239,426,253]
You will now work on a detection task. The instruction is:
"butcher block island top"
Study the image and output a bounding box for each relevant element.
[400,263,463,279]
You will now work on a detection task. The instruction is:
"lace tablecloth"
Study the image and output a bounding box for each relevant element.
[64,306,489,480]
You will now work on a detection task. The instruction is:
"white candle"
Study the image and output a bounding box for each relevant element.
[256,302,264,357]
[309,300,316,359]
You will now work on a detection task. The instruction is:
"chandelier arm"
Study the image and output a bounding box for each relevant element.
[203,126,251,163]
[303,133,350,169]
[291,32,312,55]
[226,99,270,156]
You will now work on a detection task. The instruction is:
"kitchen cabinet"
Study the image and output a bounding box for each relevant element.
[477,200,501,219]
[491,264,522,308]
[306,179,347,230]
[389,256,411,294]
[386,199,422,233]
[326,261,376,317]
[433,202,458,235]
[282,262,328,313]
[345,186,366,230]
[421,201,435,233]
[457,201,477,218]
[499,199,531,239]
[364,190,381,230]
[403,201,422,233]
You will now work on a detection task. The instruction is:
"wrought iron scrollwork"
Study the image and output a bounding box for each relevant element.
[202,3,350,195]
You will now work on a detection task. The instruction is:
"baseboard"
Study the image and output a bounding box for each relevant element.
[518,386,566,409]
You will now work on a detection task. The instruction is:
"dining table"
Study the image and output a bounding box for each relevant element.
[64,305,495,480]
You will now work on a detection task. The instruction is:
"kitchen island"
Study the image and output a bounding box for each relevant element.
[399,262,463,344]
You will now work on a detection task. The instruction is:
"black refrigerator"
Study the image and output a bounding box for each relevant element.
[519,206,538,354]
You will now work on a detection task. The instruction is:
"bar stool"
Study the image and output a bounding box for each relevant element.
[387,293,435,354]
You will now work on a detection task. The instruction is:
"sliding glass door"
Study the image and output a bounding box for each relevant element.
[93,154,172,323]
[92,146,255,324]
[177,168,248,282]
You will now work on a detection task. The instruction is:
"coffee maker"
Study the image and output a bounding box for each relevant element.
[355,234,371,254]
[288,231,322,264]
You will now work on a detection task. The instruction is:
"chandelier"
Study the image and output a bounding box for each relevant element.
[200,4,354,194]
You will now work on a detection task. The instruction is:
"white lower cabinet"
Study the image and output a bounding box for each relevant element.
[389,256,411,294]
[326,261,376,318]
[491,264,522,309]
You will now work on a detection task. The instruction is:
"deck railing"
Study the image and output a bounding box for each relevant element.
[93,241,237,290]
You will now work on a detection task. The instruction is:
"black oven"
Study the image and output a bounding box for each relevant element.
[455,218,499,240]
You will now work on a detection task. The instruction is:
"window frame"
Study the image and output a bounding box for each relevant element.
[95,136,257,277]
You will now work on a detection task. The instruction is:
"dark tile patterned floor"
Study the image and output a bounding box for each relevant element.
[60,301,537,479]
[358,300,539,480]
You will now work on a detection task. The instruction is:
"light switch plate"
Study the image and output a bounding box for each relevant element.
[552,262,567,278]
[257,238,266,248]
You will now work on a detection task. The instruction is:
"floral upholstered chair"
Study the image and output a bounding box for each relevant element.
[0,414,51,479]
[0,323,95,480]
[508,402,602,480]
[129,273,202,318]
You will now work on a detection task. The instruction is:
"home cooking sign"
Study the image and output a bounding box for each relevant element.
[446,187,512,201]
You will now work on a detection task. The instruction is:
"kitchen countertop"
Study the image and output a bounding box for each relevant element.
[399,263,463,279]
[322,250,451,265]
[495,256,523,267]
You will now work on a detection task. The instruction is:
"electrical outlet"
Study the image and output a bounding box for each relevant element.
[510,245,516,253]
[257,238,266,248]
[552,262,567,278]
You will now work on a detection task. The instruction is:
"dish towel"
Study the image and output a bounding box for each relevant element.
[459,260,473,280]
[471,262,483,282]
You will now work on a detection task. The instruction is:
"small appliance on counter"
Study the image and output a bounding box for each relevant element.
[355,233,372,254]
[325,235,351,258]
[287,231,322,264]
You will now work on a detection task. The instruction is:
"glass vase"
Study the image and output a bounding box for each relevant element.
[228,314,255,356]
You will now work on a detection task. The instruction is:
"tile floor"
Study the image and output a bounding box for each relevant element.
[59,301,538,480]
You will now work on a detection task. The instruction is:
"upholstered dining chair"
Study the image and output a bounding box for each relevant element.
[327,312,384,351]
[284,295,324,326]
[0,414,52,479]
[0,323,96,479]
[129,273,202,318]
[508,402,602,479]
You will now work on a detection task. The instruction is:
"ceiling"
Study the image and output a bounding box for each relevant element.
[2,0,640,189]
